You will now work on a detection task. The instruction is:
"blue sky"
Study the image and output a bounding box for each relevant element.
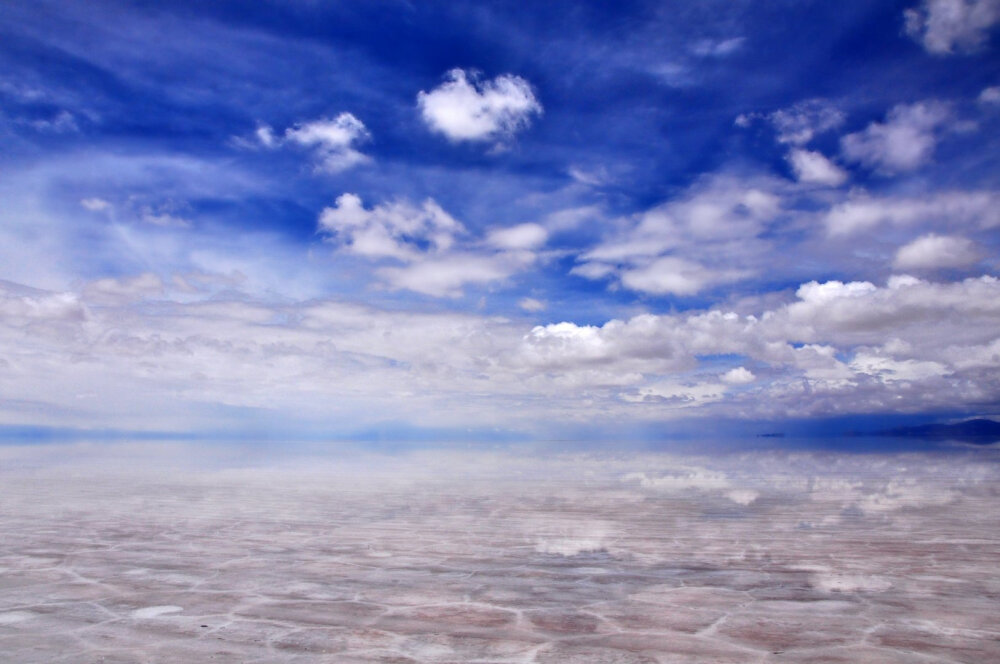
[1,0,999,440]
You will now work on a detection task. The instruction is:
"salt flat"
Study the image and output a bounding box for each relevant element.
[1,442,999,663]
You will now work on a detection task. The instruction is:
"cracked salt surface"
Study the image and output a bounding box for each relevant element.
[1,443,999,662]
[132,606,184,620]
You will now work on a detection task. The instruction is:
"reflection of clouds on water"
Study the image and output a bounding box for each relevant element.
[2,443,999,661]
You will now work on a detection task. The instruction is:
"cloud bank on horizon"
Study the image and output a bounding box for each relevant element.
[1,0,999,437]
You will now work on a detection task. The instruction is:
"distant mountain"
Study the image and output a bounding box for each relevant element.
[875,419,1000,444]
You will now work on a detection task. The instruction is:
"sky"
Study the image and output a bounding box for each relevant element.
[1,0,999,442]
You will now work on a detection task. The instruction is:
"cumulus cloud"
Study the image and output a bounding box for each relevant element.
[284,113,371,172]
[318,193,463,261]
[574,174,783,295]
[486,223,548,250]
[849,353,950,383]
[630,380,729,406]
[980,85,1000,105]
[841,101,953,172]
[317,194,542,296]
[722,367,756,384]
[245,113,371,172]
[4,272,1000,430]
[824,189,1000,235]
[516,275,1000,416]
[377,253,525,297]
[768,99,846,145]
[786,148,848,186]
[619,256,746,296]
[904,0,1000,54]
[893,233,981,269]
[417,68,542,143]
[518,297,547,312]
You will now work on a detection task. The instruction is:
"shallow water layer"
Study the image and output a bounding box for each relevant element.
[1,442,999,662]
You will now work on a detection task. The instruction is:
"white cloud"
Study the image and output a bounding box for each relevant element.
[377,253,522,297]
[284,113,371,173]
[4,273,1000,430]
[786,148,848,186]
[80,198,112,212]
[893,233,981,269]
[518,297,547,312]
[651,62,693,87]
[904,0,1000,54]
[620,256,745,296]
[417,68,542,143]
[567,166,611,187]
[576,174,783,295]
[543,205,605,231]
[768,99,846,145]
[515,275,1000,417]
[486,223,548,250]
[825,189,1000,235]
[28,110,78,133]
[82,273,164,305]
[241,114,371,172]
[569,261,617,280]
[251,124,276,148]
[0,283,87,324]
[691,37,744,57]
[841,101,953,173]
[318,193,463,261]
[140,209,191,228]
[849,353,950,383]
[317,195,543,297]
[521,321,619,369]
[980,85,1000,105]
[722,367,756,384]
